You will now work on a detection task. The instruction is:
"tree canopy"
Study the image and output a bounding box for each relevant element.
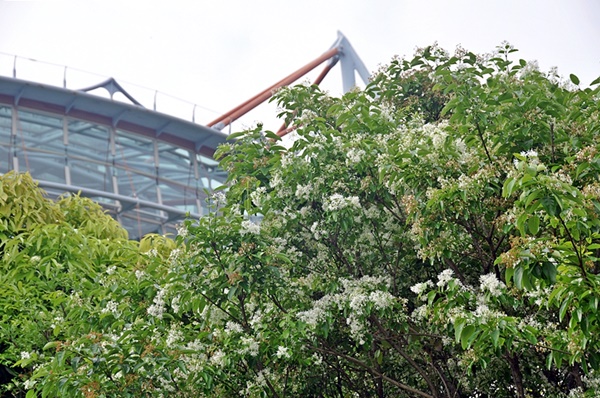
[3,43,600,397]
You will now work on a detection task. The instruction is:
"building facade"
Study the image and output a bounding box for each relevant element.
[0,76,228,240]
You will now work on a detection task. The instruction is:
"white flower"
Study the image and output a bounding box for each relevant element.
[240,220,260,235]
[250,187,267,207]
[101,300,119,316]
[20,351,31,360]
[210,350,226,367]
[436,269,454,287]
[474,303,504,324]
[346,148,365,165]
[147,287,166,319]
[135,270,145,280]
[275,346,291,359]
[171,295,181,313]
[412,305,428,321]
[239,336,260,357]
[106,265,117,275]
[225,321,244,334]
[211,191,227,207]
[322,193,361,211]
[410,280,433,295]
[166,325,184,347]
[520,149,538,158]
[295,183,312,200]
[369,291,394,310]
[176,224,188,238]
[479,273,504,297]
[297,307,325,328]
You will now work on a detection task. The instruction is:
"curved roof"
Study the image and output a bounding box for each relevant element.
[0,75,229,158]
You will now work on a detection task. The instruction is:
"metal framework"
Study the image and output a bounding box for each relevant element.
[208,31,369,133]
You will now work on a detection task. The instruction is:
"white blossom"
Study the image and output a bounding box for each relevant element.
[250,186,267,207]
[275,346,291,359]
[147,287,167,319]
[239,336,260,357]
[436,269,454,287]
[225,321,244,334]
[412,305,428,321]
[171,294,181,313]
[210,350,226,367]
[240,219,260,235]
[101,300,120,317]
[176,223,188,238]
[323,193,361,212]
[166,325,184,347]
[410,280,433,295]
[369,291,395,310]
[479,273,504,297]
[346,148,365,165]
[295,183,312,200]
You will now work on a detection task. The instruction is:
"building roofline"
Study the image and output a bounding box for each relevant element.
[0,75,229,158]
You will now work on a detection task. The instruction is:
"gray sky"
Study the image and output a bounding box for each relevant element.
[0,0,599,132]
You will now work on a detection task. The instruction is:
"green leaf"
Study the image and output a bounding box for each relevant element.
[559,298,570,322]
[454,319,466,344]
[541,196,559,216]
[528,215,540,235]
[461,325,476,349]
[263,130,281,141]
[491,328,500,348]
[43,341,58,351]
[514,266,524,289]
[505,267,515,285]
[569,74,580,86]
[502,177,516,198]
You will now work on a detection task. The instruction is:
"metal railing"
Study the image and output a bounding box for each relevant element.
[0,52,222,126]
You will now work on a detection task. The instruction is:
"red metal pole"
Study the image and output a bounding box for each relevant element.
[276,59,338,136]
[208,47,340,128]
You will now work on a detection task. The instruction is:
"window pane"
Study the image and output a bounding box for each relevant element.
[16,110,65,183]
[114,130,158,206]
[0,106,11,173]
[68,120,114,193]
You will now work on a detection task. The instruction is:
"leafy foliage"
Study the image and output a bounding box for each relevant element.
[3,43,600,397]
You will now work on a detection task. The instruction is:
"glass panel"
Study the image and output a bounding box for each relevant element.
[0,106,11,173]
[68,120,114,193]
[159,181,200,214]
[16,110,65,183]
[157,142,200,213]
[114,130,158,207]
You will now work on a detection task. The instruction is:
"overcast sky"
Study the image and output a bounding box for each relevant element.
[0,0,599,132]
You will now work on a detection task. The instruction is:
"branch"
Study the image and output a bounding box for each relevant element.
[475,120,493,164]
[370,316,439,398]
[557,213,587,278]
[312,346,434,398]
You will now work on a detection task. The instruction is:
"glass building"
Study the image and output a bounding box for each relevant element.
[0,76,228,240]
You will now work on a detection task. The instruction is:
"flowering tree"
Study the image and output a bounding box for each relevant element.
[5,43,600,397]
